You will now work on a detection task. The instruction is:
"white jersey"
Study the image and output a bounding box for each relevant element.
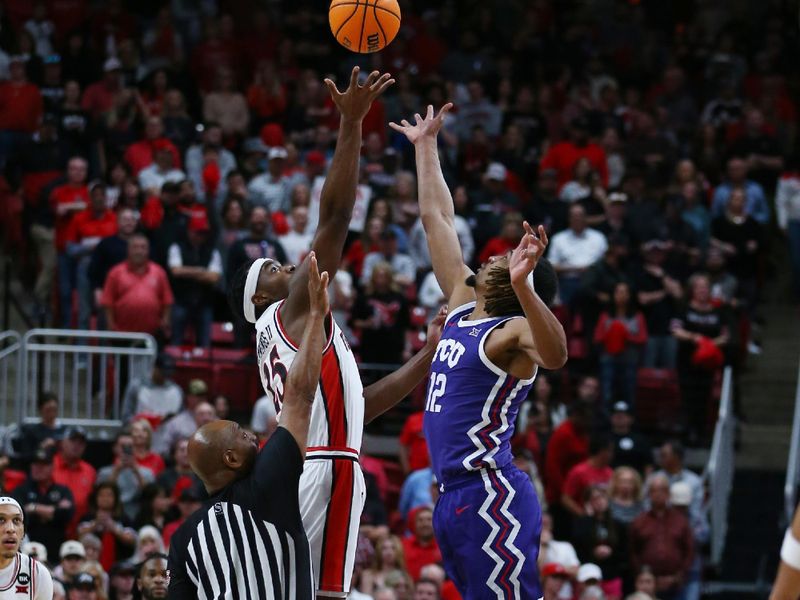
[256,300,367,596]
[0,553,53,600]
[256,299,364,457]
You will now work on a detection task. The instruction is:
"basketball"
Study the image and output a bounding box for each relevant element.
[329,0,401,54]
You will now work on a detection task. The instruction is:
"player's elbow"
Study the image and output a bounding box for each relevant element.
[421,211,453,232]
[539,343,568,370]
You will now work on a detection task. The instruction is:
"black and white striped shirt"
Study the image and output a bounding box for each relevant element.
[167,428,314,599]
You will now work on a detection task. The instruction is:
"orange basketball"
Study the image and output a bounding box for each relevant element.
[329,0,401,54]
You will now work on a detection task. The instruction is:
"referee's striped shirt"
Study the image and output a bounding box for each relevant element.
[168,428,314,599]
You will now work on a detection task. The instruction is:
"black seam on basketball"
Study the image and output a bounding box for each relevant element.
[331,2,400,21]
[372,0,388,49]
[333,0,361,39]
[357,0,368,53]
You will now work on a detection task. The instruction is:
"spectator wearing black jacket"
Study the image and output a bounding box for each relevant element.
[18,392,65,463]
[167,214,222,347]
[609,402,653,475]
[226,205,287,278]
[13,447,75,560]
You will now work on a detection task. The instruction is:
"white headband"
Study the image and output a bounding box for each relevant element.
[0,497,23,516]
[243,259,269,324]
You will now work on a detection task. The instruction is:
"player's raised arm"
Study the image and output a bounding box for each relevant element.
[281,67,394,326]
[279,253,329,456]
[390,104,474,307]
[508,222,568,370]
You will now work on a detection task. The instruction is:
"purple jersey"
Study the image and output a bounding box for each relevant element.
[423,302,537,485]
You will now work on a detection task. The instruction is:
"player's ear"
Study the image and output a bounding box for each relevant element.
[222,449,241,469]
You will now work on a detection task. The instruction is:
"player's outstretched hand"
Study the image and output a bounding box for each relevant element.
[425,305,448,349]
[307,252,330,317]
[324,66,395,123]
[510,222,548,287]
[389,103,453,145]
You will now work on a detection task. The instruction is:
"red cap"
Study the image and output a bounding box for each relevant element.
[260,123,285,147]
[188,215,210,233]
[305,150,325,166]
[541,563,570,578]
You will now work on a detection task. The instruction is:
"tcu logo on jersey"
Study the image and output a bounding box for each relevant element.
[433,339,466,369]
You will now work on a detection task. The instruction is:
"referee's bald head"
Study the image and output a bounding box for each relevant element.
[188,421,259,494]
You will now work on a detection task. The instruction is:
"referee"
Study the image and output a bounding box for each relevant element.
[167,254,329,599]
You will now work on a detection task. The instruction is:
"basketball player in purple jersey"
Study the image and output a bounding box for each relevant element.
[391,105,568,599]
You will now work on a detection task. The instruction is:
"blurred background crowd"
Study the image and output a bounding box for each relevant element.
[0,0,798,598]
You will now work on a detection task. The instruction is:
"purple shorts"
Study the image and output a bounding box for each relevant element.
[433,465,543,600]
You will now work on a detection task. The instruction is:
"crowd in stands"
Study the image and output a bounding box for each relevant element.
[0,0,798,598]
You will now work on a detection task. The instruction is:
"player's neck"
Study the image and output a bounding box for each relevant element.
[468,297,491,321]
[0,553,16,570]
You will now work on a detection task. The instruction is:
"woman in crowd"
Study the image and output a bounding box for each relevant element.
[78,482,138,572]
[572,484,626,600]
[134,483,172,531]
[134,525,166,562]
[130,419,165,476]
[672,273,729,444]
[203,67,249,140]
[594,282,648,408]
[345,213,389,279]
[608,466,645,526]
[360,535,408,596]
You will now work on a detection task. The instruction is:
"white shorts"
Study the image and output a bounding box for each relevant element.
[299,448,366,597]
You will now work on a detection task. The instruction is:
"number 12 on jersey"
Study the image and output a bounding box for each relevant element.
[425,372,447,413]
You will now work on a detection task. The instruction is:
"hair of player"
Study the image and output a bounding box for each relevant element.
[227,259,269,323]
[483,257,558,317]
[136,551,169,576]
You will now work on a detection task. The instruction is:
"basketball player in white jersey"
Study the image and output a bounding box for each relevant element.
[229,68,446,597]
[0,498,53,599]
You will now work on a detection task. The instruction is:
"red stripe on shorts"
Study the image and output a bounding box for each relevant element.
[319,459,355,593]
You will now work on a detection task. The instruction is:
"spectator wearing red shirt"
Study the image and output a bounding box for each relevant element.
[162,487,202,549]
[246,60,288,126]
[0,453,26,493]
[52,426,97,534]
[189,19,240,93]
[0,56,42,133]
[101,235,173,338]
[561,434,614,516]
[629,474,694,599]
[130,419,166,477]
[81,58,124,121]
[399,411,430,474]
[123,115,182,176]
[477,213,524,266]
[402,506,442,581]
[67,181,118,330]
[545,401,591,536]
[539,116,609,190]
[51,156,89,328]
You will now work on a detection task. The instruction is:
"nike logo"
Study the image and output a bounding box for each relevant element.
[455,505,471,515]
